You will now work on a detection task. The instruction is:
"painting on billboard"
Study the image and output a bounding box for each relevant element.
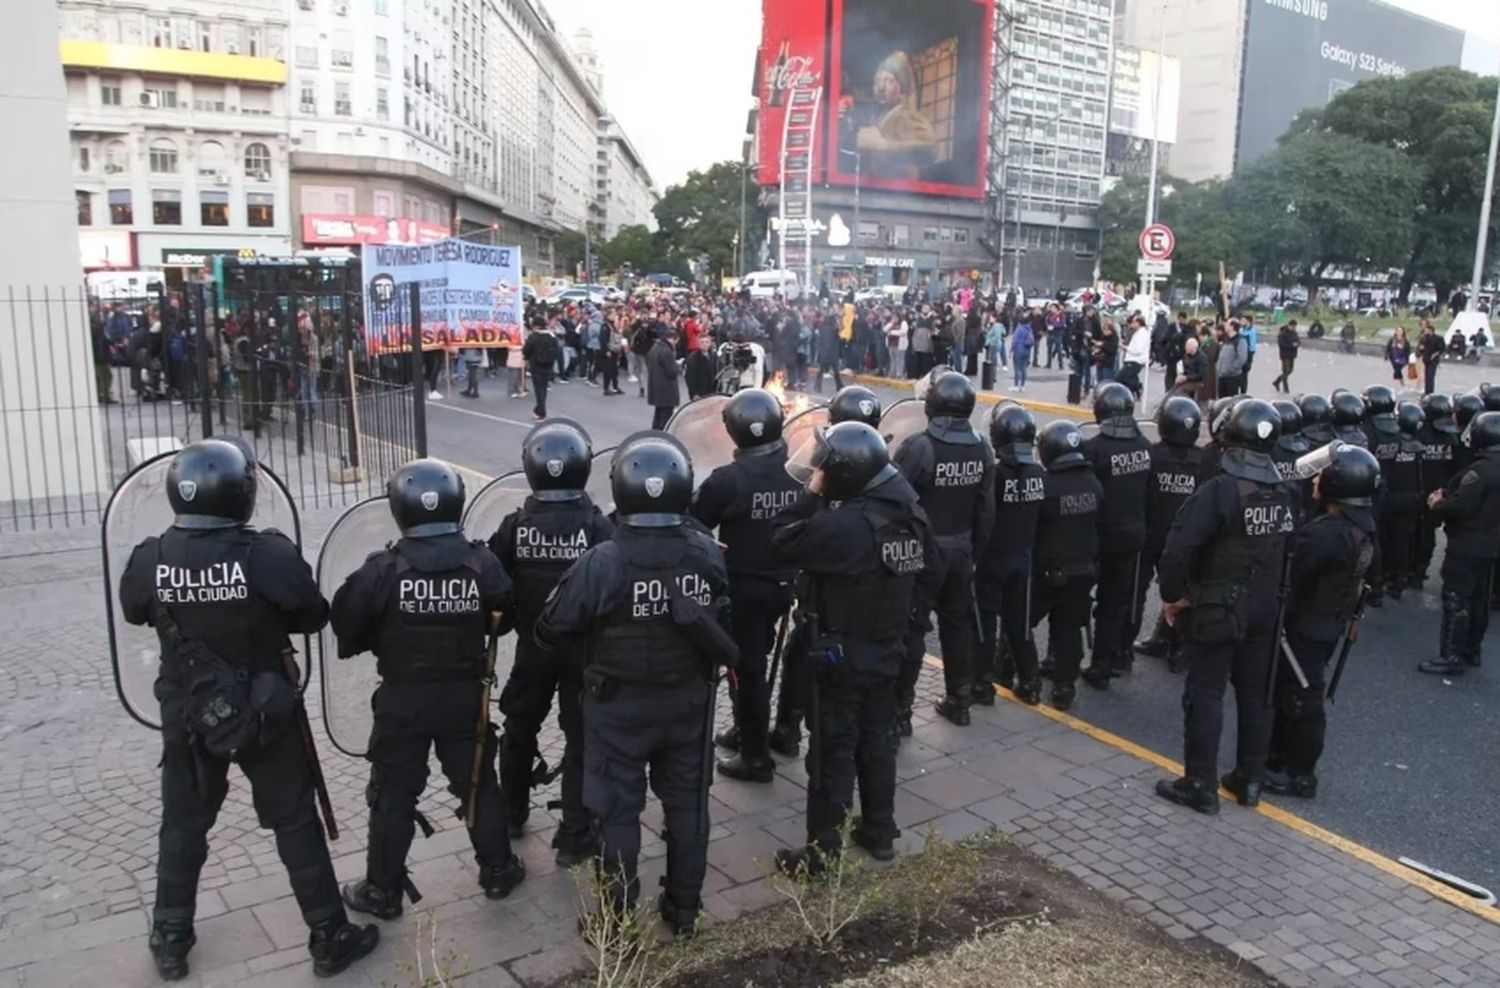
[830,0,994,198]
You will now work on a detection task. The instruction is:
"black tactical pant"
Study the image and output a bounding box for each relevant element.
[1268,633,1334,778]
[1128,544,1167,647]
[727,574,793,761]
[774,618,808,731]
[901,542,976,708]
[1180,626,1274,784]
[366,681,513,893]
[975,551,1032,688]
[498,634,587,839]
[1440,554,1495,662]
[807,665,898,854]
[1416,508,1441,583]
[155,706,342,929]
[1091,549,1141,673]
[1373,505,1418,591]
[1024,571,1095,686]
[583,680,710,912]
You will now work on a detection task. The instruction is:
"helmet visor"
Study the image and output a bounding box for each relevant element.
[1294,440,1347,480]
[785,425,830,488]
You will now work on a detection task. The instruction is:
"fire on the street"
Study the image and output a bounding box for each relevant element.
[763,371,812,415]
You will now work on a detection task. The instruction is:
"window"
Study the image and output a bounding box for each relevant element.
[197,140,227,177]
[295,45,318,69]
[939,226,953,243]
[912,39,958,165]
[101,78,122,106]
[375,36,390,77]
[148,138,178,174]
[247,193,274,227]
[246,26,261,57]
[193,84,225,113]
[857,221,880,243]
[152,189,182,225]
[108,189,132,224]
[892,223,910,246]
[149,16,172,48]
[299,129,317,150]
[334,82,351,116]
[143,82,178,108]
[77,146,90,172]
[332,49,353,69]
[376,87,389,120]
[373,191,395,216]
[201,190,229,226]
[244,143,272,180]
[241,86,272,116]
[76,190,92,226]
[199,23,211,52]
[104,139,128,174]
[922,226,939,244]
[953,227,969,245]
[299,81,315,114]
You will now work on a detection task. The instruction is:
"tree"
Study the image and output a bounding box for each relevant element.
[1228,131,1420,296]
[599,224,655,274]
[554,229,587,279]
[1289,67,1499,303]
[652,161,766,282]
[1097,175,1246,293]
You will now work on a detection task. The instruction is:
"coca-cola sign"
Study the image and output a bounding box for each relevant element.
[765,45,821,104]
[757,1,829,187]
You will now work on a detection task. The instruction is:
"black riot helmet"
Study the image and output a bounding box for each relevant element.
[1362,384,1396,419]
[1318,445,1381,508]
[1222,398,1281,453]
[988,402,1038,464]
[388,458,465,538]
[722,387,784,449]
[1037,420,1088,471]
[1208,395,1248,441]
[1422,393,1459,435]
[1157,396,1202,448]
[167,439,258,529]
[611,432,693,527]
[521,418,592,499]
[1271,399,1303,437]
[1465,411,1500,452]
[1092,382,1138,438]
[924,370,976,420]
[787,421,898,500]
[828,385,882,427]
[1454,392,1484,432]
[1298,392,1332,428]
[1477,383,1500,413]
[1396,401,1424,436]
[1330,390,1366,427]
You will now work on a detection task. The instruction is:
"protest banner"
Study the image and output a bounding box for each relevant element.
[362,238,525,352]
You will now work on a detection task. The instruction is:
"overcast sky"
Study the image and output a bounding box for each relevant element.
[542,0,1500,192]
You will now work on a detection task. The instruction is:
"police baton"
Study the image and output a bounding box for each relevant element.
[283,648,338,842]
[465,621,502,830]
[1326,584,1368,704]
[1265,550,1294,708]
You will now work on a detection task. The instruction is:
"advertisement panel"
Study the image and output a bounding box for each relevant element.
[361,239,524,352]
[828,0,994,199]
[1238,0,1464,168]
[756,0,830,188]
[1110,46,1181,144]
[302,214,451,246]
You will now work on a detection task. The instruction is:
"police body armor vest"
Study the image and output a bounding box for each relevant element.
[989,460,1046,557]
[511,502,594,623]
[924,436,988,540]
[1148,444,1204,544]
[816,502,924,643]
[1384,436,1424,504]
[1271,436,1310,481]
[1417,427,1455,494]
[591,535,709,686]
[717,452,801,578]
[374,542,491,681]
[1036,467,1101,576]
[154,531,284,676]
[1090,434,1152,548]
[1194,478,1294,615]
[1444,454,1500,559]
[1303,518,1373,630]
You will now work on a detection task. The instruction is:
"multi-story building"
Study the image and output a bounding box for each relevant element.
[59,0,295,282]
[596,114,659,239]
[533,11,602,239]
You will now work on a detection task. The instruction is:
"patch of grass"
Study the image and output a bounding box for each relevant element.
[382,911,468,988]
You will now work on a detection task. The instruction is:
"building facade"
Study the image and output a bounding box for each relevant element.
[597,114,659,239]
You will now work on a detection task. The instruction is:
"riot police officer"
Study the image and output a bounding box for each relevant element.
[332,459,526,919]
[1414,393,1460,587]
[488,420,613,863]
[1330,390,1369,448]
[1133,396,1209,672]
[536,433,732,934]
[1268,444,1379,799]
[1024,420,1103,711]
[894,371,995,727]
[1298,392,1336,447]
[974,403,1046,705]
[1360,387,1404,604]
[693,389,801,783]
[119,440,377,980]
[1452,392,1485,475]
[1270,399,1314,519]
[828,384,883,428]
[1418,412,1500,677]
[1380,402,1427,598]
[1081,383,1154,687]
[1201,395,1249,480]
[1156,400,1297,814]
[772,422,930,870]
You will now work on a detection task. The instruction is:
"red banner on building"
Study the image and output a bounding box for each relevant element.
[756,0,830,188]
[300,214,450,246]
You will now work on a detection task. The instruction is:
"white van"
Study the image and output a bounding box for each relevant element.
[741,269,801,299]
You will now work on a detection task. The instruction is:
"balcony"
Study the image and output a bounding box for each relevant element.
[59,40,287,85]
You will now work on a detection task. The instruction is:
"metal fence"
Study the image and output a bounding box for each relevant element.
[0,281,428,531]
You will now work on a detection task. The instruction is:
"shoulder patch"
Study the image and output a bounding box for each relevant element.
[1461,470,1480,488]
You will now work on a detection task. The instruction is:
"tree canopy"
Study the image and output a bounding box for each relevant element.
[652,161,766,282]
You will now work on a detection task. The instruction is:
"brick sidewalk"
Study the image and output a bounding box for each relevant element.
[3,529,1498,987]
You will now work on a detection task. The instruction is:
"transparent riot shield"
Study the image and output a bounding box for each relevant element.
[783,405,830,459]
[462,471,531,543]
[316,496,399,758]
[102,452,302,730]
[585,447,616,513]
[879,398,928,456]
[666,394,735,488]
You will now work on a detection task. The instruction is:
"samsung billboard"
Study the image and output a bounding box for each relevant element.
[1237,0,1465,168]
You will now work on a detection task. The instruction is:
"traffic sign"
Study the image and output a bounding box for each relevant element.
[1139,223,1175,260]
[1137,258,1173,276]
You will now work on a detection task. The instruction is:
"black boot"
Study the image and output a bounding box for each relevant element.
[340,880,403,920]
[970,681,996,706]
[1166,646,1187,674]
[657,893,701,938]
[716,753,775,783]
[1420,593,1469,676]
[768,719,802,758]
[1155,776,1220,815]
[481,855,527,900]
[896,705,914,737]
[1080,664,1111,691]
[1220,770,1262,808]
[774,845,828,879]
[308,918,379,978]
[1049,682,1076,712]
[933,694,971,726]
[148,921,196,982]
[850,817,897,861]
[1016,677,1043,706]
[1264,772,1318,799]
[713,725,741,752]
[1133,636,1169,658]
[552,828,599,868]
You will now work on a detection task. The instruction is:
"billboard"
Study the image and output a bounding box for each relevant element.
[1110,46,1181,144]
[1238,0,1464,168]
[302,214,450,246]
[757,0,994,199]
[361,238,524,352]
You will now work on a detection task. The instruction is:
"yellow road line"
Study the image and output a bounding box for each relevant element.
[847,372,1091,421]
[919,653,1500,925]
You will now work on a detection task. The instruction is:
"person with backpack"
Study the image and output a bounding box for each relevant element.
[521,317,558,420]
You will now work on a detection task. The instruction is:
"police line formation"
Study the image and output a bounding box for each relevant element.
[109,373,1500,981]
